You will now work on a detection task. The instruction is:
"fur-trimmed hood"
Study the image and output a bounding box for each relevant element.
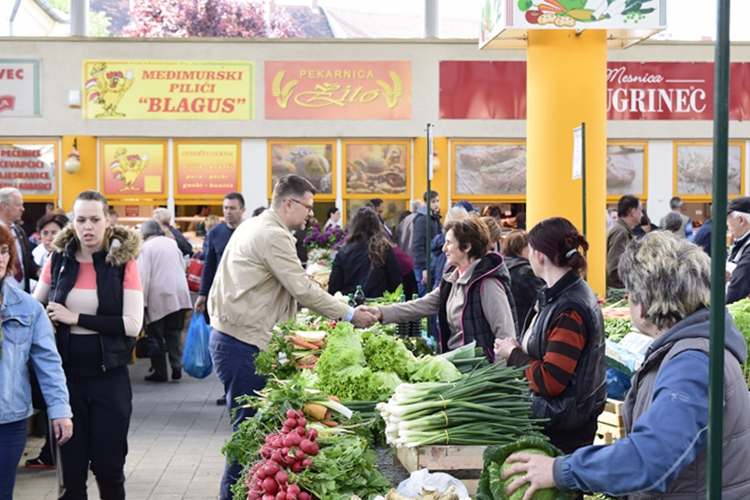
[52,224,141,267]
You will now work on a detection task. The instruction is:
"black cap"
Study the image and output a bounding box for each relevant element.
[727,196,750,214]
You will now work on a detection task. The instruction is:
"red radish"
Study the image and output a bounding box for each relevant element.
[295,449,305,460]
[265,461,280,476]
[285,418,298,429]
[299,492,310,500]
[291,461,302,473]
[296,418,307,427]
[248,492,261,500]
[296,427,306,437]
[296,410,304,419]
[284,455,297,467]
[289,434,302,447]
[275,470,289,484]
[257,469,268,480]
[276,493,287,500]
[286,495,297,500]
[286,409,297,419]
[298,440,314,455]
[307,429,318,440]
[282,437,293,448]
[263,495,276,500]
[271,451,284,465]
[309,442,319,456]
[287,485,300,496]
[301,458,312,468]
[263,478,278,494]
[282,447,290,456]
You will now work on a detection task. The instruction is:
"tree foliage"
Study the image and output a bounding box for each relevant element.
[124,0,299,38]
[46,0,112,37]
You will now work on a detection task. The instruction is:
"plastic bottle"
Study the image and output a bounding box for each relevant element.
[396,294,408,337]
[410,294,422,336]
[354,285,366,306]
[347,293,356,308]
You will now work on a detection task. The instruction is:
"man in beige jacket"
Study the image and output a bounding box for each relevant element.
[208,175,377,500]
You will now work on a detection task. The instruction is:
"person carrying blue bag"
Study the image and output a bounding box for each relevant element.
[183,311,212,379]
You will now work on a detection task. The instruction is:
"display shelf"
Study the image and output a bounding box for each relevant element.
[594,399,626,445]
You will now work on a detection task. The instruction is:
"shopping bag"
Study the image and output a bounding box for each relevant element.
[182,312,213,379]
[135,334,161,359]
[186,258,204,293]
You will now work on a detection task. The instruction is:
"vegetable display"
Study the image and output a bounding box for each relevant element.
[476,436,573,500]
[727,298,750,386]
[604,317,632,343]
[378,364,544,447]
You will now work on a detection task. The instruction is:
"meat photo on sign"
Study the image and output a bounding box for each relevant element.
[454,144,526,196]
[344,142,408,195]
[676,144,742,196]
[606,144,645,196]
[270,143,334,195]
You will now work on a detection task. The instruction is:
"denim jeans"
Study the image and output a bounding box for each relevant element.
[414,268,427,297]
[209,329,267,500]
[0,419,28,500]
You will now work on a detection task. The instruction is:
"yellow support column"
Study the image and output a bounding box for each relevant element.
[413,137,449,216]
[526,30,607,296]
[61,136,97,212]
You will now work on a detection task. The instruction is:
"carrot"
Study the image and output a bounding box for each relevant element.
[328,395,340,403]
[321,420,339,427]
[545,0,565,10]
[539,4,561,12]
[309,340,325,349]
[296,363,317,370]
[284,335,321,351]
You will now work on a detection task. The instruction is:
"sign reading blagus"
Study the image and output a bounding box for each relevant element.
[83,61,254,120]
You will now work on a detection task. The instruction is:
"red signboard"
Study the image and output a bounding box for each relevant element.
[440,61,750,121]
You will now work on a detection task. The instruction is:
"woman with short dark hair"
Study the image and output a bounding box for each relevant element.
[494,217,606,454]
[365,217,517,359]
[328,206,401,298]
[501,229,545,326]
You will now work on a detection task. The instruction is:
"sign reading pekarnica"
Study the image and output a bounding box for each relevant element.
[82,61,254,120]
[265,61,412,120]
[0,143,55,194]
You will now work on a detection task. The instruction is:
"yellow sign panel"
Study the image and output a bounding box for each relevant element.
[100,140,168,199]
[83,60,254,120]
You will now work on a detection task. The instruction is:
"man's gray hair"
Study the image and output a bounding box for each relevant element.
[619,231,711,331]
[141,219,164,239]
[443,206,468,225]
[0,187,20,206]
[410,199,424,212]
[662,211,683,233]
[152,207,172,225]
[731,211,750,225]
[669,196,683,210]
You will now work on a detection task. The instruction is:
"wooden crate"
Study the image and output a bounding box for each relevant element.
[395,446,486,495]
[594,399,626,445]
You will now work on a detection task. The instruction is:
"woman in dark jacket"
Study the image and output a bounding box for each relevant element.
[501,229,546,326]
[34,190,143,500]
[494,218,606,454]
[328,207,401,298]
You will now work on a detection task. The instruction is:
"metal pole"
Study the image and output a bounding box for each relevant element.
[425,124,434,291]
[581,122,587,238]
[424,0,438,39]
[707,0,730,497]
[70,0,90,37]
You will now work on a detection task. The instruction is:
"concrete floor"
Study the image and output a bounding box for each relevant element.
[13,358,229,500]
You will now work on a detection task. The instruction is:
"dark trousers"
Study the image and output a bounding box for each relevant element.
[0,419,27,500]
[29,365,54,463]
[209,329,267,500]
[61,368,132,500]
[148,310,187,379]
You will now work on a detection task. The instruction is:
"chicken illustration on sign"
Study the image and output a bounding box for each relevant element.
[518,0,655,27]
[86,62,134,118]
[110,148,148,192]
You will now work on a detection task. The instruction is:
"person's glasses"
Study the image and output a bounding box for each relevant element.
[0,248,10,258]
[290,199,314,213]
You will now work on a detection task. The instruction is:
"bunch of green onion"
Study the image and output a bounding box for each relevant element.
[376,364,545,448]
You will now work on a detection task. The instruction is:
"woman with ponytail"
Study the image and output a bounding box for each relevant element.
[328,206,401,298]
[34,190,143,499]
[494,217,606,454]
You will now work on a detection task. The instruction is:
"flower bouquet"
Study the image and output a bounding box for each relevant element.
[304,224,347,287]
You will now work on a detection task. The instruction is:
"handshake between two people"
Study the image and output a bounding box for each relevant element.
[349,305,383,328]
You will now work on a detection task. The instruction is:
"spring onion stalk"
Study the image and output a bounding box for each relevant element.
[377,363,545,447]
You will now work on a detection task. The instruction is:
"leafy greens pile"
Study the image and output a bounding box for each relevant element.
[727,298,750,386]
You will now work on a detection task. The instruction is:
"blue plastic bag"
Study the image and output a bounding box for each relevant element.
[606,368,632,401]
[182,312,213,379]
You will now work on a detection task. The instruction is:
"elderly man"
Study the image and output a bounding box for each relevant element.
[606,195,643,290]
[152,207,193,257]
[208,175,377,500]
[659,196,693,240]
[0,187,39,292]
[726,197,750,304]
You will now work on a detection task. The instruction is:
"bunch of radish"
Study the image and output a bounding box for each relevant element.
[245,409,320,500]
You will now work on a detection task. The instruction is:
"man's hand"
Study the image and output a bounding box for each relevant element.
[421,269,427,285]
[195,295,207,314]
[351,307,377,328]
[358,305,383,322]
[52,417,74,445]
[46,302,79,326]
[501,453,557,500]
